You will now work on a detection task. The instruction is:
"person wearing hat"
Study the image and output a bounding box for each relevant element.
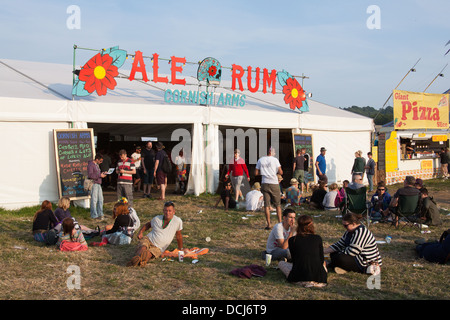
[285,178,301,206]
[315,147,328,184]
[245,182,264,211]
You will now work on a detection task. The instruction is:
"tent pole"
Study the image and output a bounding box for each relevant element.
[205,123,208,194]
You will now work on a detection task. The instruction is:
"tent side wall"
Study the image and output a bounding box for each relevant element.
[0,121,70,209]
[301,129,372,184]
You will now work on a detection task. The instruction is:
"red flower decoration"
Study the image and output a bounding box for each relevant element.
[79,53,119,96]
[282,77,306,110]
[208,65,217,77]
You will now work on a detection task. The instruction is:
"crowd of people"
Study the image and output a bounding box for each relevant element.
[29,144,448,289]
[87,141,188,216]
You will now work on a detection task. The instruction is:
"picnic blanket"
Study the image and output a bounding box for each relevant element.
[161,247,209,260]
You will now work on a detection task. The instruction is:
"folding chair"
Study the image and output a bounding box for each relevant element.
[392,193,421,230]
[342,187,372,228]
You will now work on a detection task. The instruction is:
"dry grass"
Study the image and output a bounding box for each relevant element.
[0,180,449,301]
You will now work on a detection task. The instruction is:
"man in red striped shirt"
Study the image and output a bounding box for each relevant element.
[116,149,136,207]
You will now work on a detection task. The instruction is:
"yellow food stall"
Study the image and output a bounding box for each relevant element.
[376,90,449,185]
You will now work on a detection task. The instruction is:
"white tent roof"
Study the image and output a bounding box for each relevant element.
[0,58,374,209]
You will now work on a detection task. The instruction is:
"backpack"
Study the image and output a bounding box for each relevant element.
[46,229,59,245]
[84,178,94,191]
[162,153,172,174]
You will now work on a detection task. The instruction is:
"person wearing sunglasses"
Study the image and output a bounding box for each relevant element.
[369,181,392,221]
[324,213,382,275]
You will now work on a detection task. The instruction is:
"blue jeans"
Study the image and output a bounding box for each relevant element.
[367,174,374,192]
[90,183,104,219]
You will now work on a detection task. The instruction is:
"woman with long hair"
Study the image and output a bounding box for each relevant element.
[96,199,135,246]
[32,200,59,242]
[57,217,88,251]
[278,215,327,287]
[54,197,71,222]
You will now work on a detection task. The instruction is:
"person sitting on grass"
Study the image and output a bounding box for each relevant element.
[127,201,185,267]
[309,181,327,210]
[214,180,237,211]
[324,212,382,275]
[322,183,339,211]
[285,178,301,206]
[262,208,296,261]
[335,180,349,210]
[101,200,135,243]
[418,188,442,226]
[278,215,327,288]
[32,200,59,243]
[245,182,264,211]
[57,217,88,251]
[54,196,92,232]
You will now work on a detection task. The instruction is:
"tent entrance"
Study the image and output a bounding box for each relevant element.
[217,126,294,189]
[88,122,193,200]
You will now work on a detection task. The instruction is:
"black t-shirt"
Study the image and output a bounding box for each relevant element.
[310,189,327,207]
[155,150,167,173]
[106,215,133,234]
[32,209,58,232]
[287,234,327,283]
[141,148,155,170]
[293,155,305,170]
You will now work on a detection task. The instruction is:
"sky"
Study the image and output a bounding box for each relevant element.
[0,0,449,109]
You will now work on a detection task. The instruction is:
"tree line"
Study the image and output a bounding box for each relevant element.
[341,106,393,125]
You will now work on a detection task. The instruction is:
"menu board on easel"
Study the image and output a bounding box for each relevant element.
[292,133,314,182]
[53,129,95,200]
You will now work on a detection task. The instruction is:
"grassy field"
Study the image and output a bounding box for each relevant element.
[0,179,449,301]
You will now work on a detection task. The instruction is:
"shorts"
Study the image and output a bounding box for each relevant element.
[156,171,167,185]
[261,183,281,208]
[293,169,304,184]
[137,237,162,259]
[143,166,154,185]
[133,167,143,180]
[231,175,244,193]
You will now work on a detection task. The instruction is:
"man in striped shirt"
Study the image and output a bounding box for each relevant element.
[116,149,136,207]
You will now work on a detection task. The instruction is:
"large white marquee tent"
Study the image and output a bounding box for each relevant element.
[0,58,374,210]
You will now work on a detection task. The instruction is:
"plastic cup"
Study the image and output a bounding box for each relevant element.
[178,250,184,262]
[265,254,272,266]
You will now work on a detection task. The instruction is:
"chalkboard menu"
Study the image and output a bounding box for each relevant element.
[54,129,95,199]
[292,133,314,182]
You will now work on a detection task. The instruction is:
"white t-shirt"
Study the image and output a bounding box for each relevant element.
[174,155,186,171]
[266,222,292,253]
[245,189,263,211]
[146,215,183,252]
[256,156,281,185]
[322,190,338,209]
[131,152,141,169]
